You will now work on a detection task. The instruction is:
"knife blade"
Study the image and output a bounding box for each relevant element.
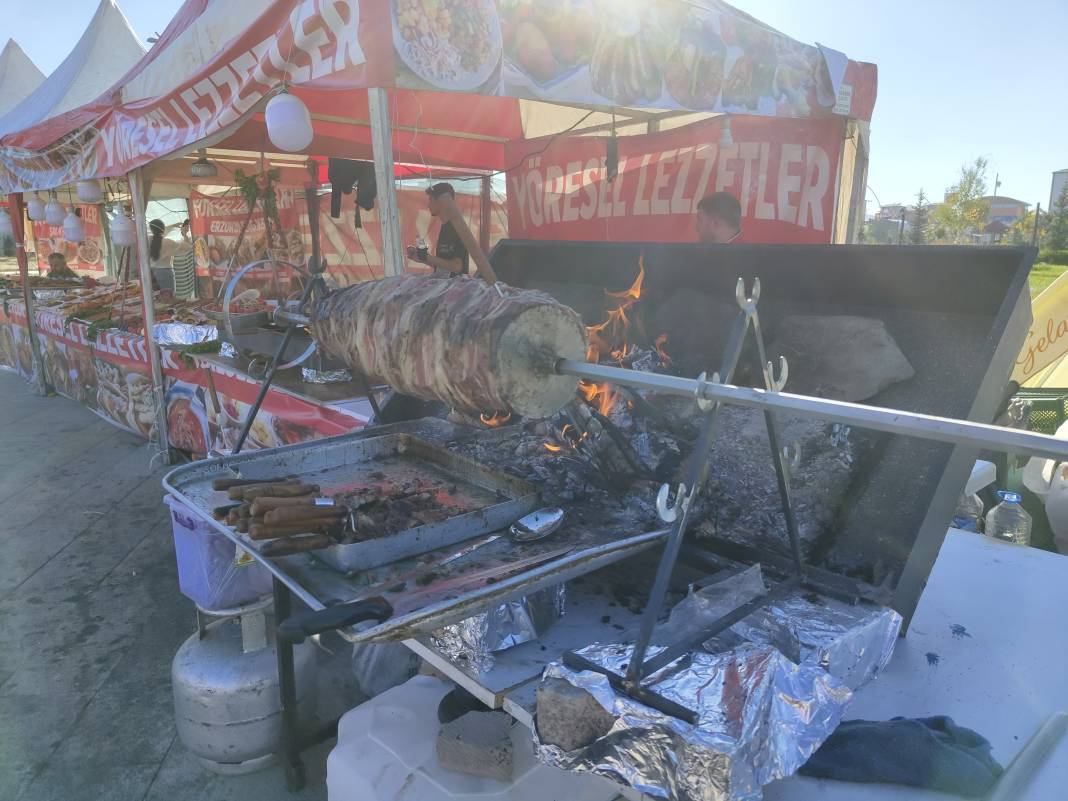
[278,545,573,643]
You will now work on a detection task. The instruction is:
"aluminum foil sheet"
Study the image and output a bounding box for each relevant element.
[534,641,852,801]
[219,340,237,359]
[730,593,901,691]
[301,366,352,384]
[430,584,565,673]
[153,322,218,346]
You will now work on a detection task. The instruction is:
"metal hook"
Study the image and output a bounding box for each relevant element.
[782,442,801,472]
[764,356,788,392]
[657,481,688,523]
[695,371,720,411]
[734,276,760,313]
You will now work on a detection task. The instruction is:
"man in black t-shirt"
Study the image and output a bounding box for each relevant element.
[407,182,470,278]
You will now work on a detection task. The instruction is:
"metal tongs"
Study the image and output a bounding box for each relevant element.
[509,507,565,542]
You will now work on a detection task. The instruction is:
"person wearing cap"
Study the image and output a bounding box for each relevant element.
[407,182,470,278]
[695,191,745,244]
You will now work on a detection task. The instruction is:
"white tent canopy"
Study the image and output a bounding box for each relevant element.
[0,0,145,138]
[0,40,45,119]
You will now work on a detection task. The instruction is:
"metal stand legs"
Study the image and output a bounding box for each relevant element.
[273,578,306,791]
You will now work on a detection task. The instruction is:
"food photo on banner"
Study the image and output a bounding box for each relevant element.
[390,0,874,120]
[505,115,845,244]
[188,180,304,299]
[32,204,105,274]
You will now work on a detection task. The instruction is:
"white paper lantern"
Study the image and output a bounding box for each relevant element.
[63,207,86,243]
[45,196,65,226]
[0,208,12,237]
[110,211,136,247]
[76,179,103,203]
[26,193,46,221]
[265,91,314,152]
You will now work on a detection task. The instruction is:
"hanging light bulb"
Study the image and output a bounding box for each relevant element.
[110,210,136,247]
[265,88,314,152]
[189,148,218,178]
[45,193,65,226]
[63,207,86,243]
[0,207,12,237]
[76,179,103,203]
[718,115,734,147]
[26,193,46,221]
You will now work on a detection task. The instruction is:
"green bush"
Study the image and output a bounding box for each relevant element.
[1039,249,1068,266]
[1,234,14,257]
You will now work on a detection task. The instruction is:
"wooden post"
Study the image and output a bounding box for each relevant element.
[128,168,172,464]
[438,194,498,284]
[11,193,51,396]
[479,175,492,256]
[368,88,404,277]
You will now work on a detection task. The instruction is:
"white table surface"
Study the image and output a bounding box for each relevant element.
[764,530,1068,800]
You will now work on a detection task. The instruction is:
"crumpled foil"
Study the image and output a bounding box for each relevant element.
[534,641,852,801]
[730,593,901,691]
[219,340,237,359]
[431,584,565,673]
[662,567,901,691]
[153,322,218,346]
[301,366,352,384]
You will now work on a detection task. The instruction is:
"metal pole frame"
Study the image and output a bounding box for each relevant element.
[368,87,404,277]
[128,169,172,464]
[10,193,52,396]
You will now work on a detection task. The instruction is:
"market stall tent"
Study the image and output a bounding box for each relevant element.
[0,40,45,119]
[0,0,145,139]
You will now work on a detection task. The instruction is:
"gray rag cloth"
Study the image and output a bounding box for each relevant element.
[800,716,1003,797]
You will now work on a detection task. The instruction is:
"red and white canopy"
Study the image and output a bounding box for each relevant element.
[0,0,877,193]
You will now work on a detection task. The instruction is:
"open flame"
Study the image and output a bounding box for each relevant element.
[654,333,672,366]
[480,411,512,428]
[543,424,588,454]
[578,255,648,417]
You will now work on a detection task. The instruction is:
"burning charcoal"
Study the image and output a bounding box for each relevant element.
[696,406,868,560]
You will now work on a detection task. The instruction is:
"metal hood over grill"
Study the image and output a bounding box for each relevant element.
[490,242,1034,624]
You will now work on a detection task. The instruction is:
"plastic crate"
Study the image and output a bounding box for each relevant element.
[1015,389,1068,434]
[166,495,272,611]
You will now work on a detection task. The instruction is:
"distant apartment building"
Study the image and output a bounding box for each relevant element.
[982,196,1029,226]
[1052,169,1068,211]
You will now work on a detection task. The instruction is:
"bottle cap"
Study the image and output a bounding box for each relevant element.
[997,490,1022,504]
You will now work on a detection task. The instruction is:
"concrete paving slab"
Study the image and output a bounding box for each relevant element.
[0,372,344,801]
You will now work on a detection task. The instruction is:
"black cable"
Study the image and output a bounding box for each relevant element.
[452,109,599,183]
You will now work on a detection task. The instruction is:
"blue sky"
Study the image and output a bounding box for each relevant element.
[9,0,1067,215]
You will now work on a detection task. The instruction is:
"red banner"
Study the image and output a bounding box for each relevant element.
[163,360,369,456]
[32,204,106,273]
[311,185,507,285]
[505,116,845,244]
[189,188,305,297]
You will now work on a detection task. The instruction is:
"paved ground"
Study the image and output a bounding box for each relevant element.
[0,370,355,801]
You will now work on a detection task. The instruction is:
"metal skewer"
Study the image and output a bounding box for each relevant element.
[555,359,1068,463]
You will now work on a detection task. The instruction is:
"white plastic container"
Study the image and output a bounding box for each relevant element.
[166,495,272,611]
[326,675,621,801]
[985,491,1032,546]
[1043,465,1068,555]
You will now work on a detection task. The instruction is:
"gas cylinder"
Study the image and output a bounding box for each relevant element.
[172,609,316,774]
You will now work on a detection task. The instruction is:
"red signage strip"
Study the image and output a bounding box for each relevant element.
[505,116,845,244]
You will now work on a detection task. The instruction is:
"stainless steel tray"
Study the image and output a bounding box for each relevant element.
[164,432,540,572]
[204,306,270,332]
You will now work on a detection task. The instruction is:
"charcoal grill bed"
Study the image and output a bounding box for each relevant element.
[163,417,669,642]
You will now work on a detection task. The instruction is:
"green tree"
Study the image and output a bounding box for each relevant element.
[932,158,992,244]
[1008,208,1044,246]
[909,189,930,244]
[1047,184,1068,250]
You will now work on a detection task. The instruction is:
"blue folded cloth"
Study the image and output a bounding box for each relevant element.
[800,716,1003,797]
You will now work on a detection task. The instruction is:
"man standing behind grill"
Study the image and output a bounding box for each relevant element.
[695,191,745,244]
[407,182,470,278]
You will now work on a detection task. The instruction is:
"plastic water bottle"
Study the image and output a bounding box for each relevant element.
[952,493,984,533]
[984,491,1032,546]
